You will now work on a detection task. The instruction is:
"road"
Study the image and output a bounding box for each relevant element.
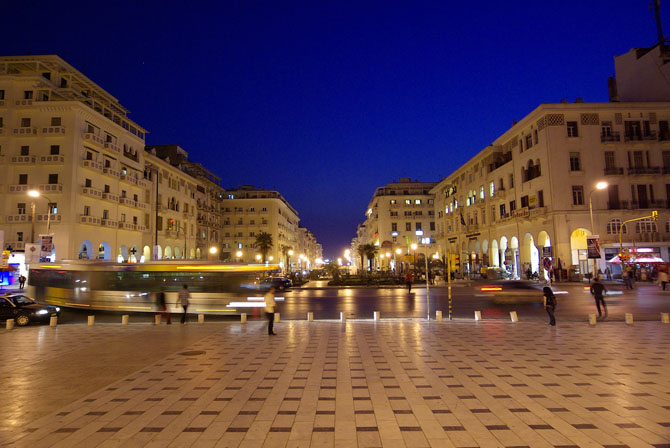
[35,280,670,324]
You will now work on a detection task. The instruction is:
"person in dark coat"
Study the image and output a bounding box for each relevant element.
[543,286,556,326]
[590,277,608,320]
[405,271,413,293]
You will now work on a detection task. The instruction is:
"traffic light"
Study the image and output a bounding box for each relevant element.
[652,210,658,221]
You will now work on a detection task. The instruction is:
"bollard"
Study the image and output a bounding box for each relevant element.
[88,315,95,326]
[662,312,669,324]
[241,313,247,324]
[436,310,443,322]
[121,315,129,325]
[274,313,280,323]
[307,312,313,322]
[50,316,58,327]
[6,319,14,330]
[373,311,380,321]
[198,314,204,324]
[510,311,518,323]
[340,312,346,322]
[474,311,482,321]
[154,314,161,325]
[625,313,634,325]
[588,314,597,325]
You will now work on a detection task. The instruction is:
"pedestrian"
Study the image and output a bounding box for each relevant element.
[542,286,556,326]
[178,284,190,324]
[18,274,26,289]
[590,276,608,320]
[264,286,277,335]
[623,267,634,290]
[660,270,669,291]
[605,267,611,281]
[405,271,414,293]
[156,289,171,324]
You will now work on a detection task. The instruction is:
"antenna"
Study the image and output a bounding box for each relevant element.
[653,0,666,45]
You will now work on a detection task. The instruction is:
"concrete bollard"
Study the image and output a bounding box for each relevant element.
[662,312,670,324]
[436,310,443,322]
[274,313,280,323]
[474,311,482,321]
[121,315,129,325]
[625,313,634,325]
[373,311,380,321]
[241,313,247,324]
[6,319,14,330]
[154,314,161,325]
[340,312,346,322]
[588,314,597,325]
[510,311,518,323]
[198,314,204,324]
[88,315,95,326]
[50,316,58,327]
[307,312,313,322]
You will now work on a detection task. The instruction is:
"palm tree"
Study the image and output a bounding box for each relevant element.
[255,232,273,262]
[357,243,378,273]
[356,244,367,274]
[281,245,292,271]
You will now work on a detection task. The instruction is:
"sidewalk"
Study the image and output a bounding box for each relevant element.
[1,320,668,447]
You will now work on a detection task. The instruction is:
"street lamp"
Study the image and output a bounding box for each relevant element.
[288,249,294,272]
[588,181,608,280]
[415,230,431,320]
[235,250,243,263]
[28,190,54,246]
[255,254,262,262]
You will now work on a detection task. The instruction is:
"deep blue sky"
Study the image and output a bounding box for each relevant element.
[4,1,667,257]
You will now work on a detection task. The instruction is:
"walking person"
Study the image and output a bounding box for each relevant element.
[590,277,608,320]
[179,284,191,324]
[659,270,669,291]
[542,286,556,326]
[405,271,413,293]
[18,274,26,289]
[623,267,634,290]
[264,286,277,335]
[156,289,171,324]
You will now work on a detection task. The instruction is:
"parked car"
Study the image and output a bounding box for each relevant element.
[0,294,61,326]
[261,277,293,290]
[479,280,544,303]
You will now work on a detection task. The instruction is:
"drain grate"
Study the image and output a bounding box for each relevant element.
[178,351,206,356]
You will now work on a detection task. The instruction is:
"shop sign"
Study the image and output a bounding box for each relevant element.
[529,195,537,207]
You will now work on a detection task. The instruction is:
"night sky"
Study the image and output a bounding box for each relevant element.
[4,1,667,257]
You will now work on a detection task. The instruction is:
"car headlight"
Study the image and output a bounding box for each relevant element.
[36,309,49,315]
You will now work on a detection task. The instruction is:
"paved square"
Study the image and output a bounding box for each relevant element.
[1,319,669,447]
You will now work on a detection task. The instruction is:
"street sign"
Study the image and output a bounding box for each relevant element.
[541,246,552,257]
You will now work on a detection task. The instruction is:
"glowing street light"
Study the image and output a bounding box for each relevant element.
[255,254,262,261]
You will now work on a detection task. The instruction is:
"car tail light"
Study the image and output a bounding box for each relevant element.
[481,285,503,291]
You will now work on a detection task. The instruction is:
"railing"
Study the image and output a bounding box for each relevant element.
[79,215,101,226]
[13,127,38,136]
[630,199,669,209]
[8,184,32,193]
[625,132,657,141]
[137,202,148,210]
[83,132,106,147]
[627,166,660,175]
[119,173,138,185]
[36,213,61,223]
[41,126,65,135]
[101,192,119,202]
[5,215,32,223]
[104,142,121,153]
[604,167,623,175]
[10,155,36,164]
[36,183,63,193]
[119,197,136,207]
[118,222,136,231]
[101,219,118,228]
[14,100,33,106]
[40,155,65,164]
[81,159,102,171]
[81,186,102,198]
[600,132,620,142]
[136,225,149,232]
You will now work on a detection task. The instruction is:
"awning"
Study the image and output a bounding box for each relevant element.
[607,254,665,264]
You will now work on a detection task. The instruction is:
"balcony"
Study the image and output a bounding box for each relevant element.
[40,155,65,164]
[41,126,65,135]
[8,184,32,193]
[5,242,25,250]
[138,179,149,189]
[35,213,61,224]
[625,132,657,142]
[101,219,118,228]
[81,159,102,171]
[35,183,63,193]
[136,225,149,232]
[627,166,660,175]
[5,214,32,223]
[137,202,148,210]
[600,132,621,143]
[119,197,136,207]
[81,186,102,198]
[118,222,136,231]
[119,173,138,185]
[79,215,101,226]
[631,199,669,209]
[604,167,624,175]
[101,192,119,203]
[14,99,33,106]
[10,155,36,164]
[13,127,38,136]
[104,142,121,154]
[102,167,120,178]
[83,132,105,148]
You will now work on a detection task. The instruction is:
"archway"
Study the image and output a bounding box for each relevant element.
[196,248,201,259]
[164,246,172,259]
[521,233,539,278]
[155,245,163,260]
[174,246,182,259]
[490,239,499,267]
[510,237,520,279]
[129,245,139,263]
[97,242,111,261]
[190,248,196,260]
[142,246,151,263]
[118,245,128,263]
[570,228,592,278]
[537,231,552,281]
[78,240,93,260]
[500,236,508,272]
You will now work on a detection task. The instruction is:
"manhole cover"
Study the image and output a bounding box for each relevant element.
[178,350,206,356]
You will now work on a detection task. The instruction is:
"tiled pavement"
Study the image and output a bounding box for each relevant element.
[1,320,669,448]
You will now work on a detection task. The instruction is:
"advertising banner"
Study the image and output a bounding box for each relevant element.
[1,250,9,269]
[587,235,601,259]
[40,234,53,259]
[25,244,41,264]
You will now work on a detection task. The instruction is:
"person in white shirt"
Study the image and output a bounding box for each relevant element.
[264,287,277,335]
[178,284,191,324]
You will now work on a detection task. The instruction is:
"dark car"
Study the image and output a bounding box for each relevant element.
[479,280,544,303]
[261,277,293,290]
[0,294,61,326]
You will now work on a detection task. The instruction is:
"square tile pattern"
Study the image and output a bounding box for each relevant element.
[1,320,669,447]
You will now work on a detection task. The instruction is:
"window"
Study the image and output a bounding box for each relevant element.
[17,203,26,215]
[404,199,411,205]
[50,145,60,155]
[0,90,4,100]
[499,203,506,217]
[520,195,529,208]
[538,190,544,207]
[414,211,423,216]
[389,211,398,216]
[24,91,33,99]
[120,213,126,222]
[48,174,58,184]
[481,209,486,225]
[249,232,255,237]
[567,121,579,137]
[607,218,626,235]
[0,117,3,127]
[605,151,616,169]
[17,232,23,242]
[405,222,412,231]
[572,186,584,205]
[404,211,412,216]
[429,221,435,231]
[569,152,581,171]
[390,199,397,205]
[104,184,110,193]
[525,134,532,150]
[636,218,657,233]
[509,200,516,212]
[415,222,422,231]
[20,146,29,156]
[415,199,422,205]
[601,121,613,137]
[480,185,485,199]
[533,129,538,144]
[84,206,90,216]
[509,173,514,188]
[102,210,109,219]
[51,117,61,126]
[489,181,495,197]
[18,174,28,185]
[391,223,398,232]
[47,202,57,214]
[21,118,31,127]
[663,151,670,169]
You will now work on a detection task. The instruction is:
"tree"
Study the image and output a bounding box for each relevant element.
[281,245,292,271]
[356,244,367,274]
[357,243,378,273]
[255,232,273,262]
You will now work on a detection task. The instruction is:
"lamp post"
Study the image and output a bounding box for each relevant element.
[209,246,218,262]
[588,181,608,280]
[28,190,53,244]
[288,249,294,272]
[415,230,431,320]
[235,250,243,263]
